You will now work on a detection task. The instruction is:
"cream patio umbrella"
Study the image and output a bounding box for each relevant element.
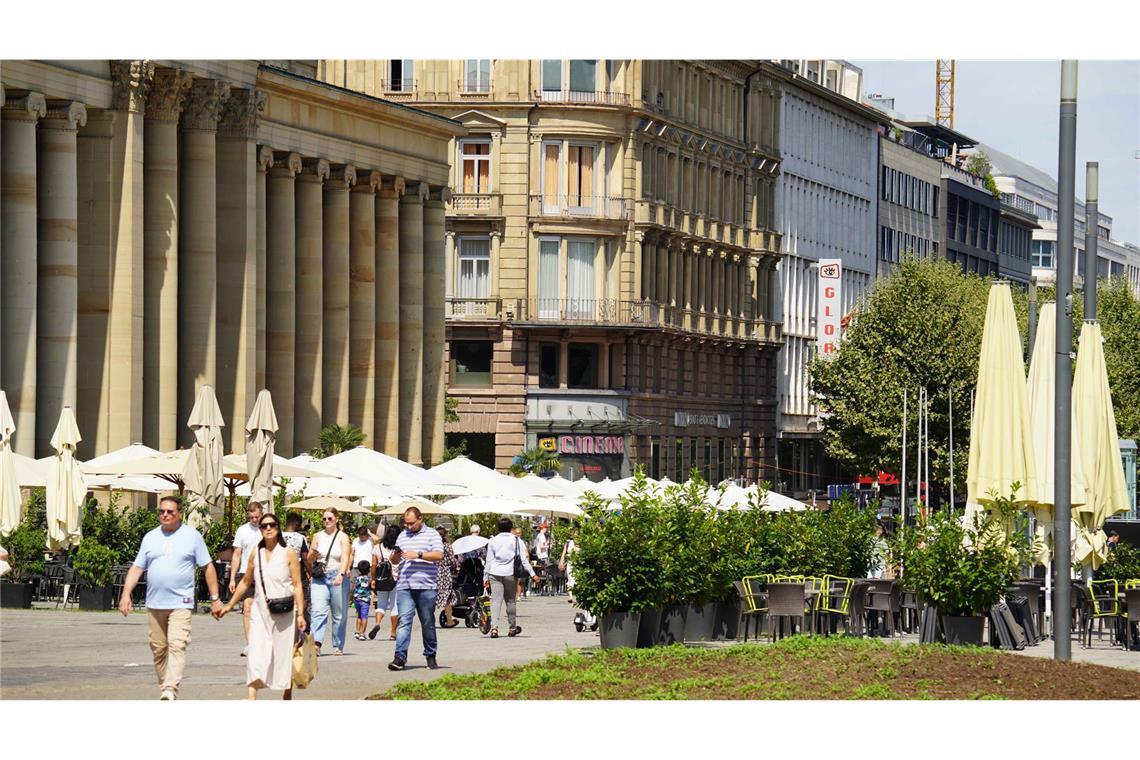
[321,447,468,496]
[245,390,279,506]
[1025,303,1087,565]
[287,496,378,515]
[1071,320,1130,571]
[0,391,22,535]
[45,406,87,550]
[184,385,226,521]
[964,282,1039,525]
[428,456,543,499]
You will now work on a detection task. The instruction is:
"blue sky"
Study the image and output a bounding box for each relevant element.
[854,60,1140,244]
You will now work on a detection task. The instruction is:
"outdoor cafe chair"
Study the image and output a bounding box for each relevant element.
[1009,581,1046,639]
[735,579,768,642]
[816,575,854,636]
[767,582,809,641]
[1122,587,1140,651]
[1088,580,1124,647]
[43,563,65,605]
[864,579,901,637]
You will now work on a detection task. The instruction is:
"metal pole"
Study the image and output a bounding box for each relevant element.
[1084,162,1099,319]
[1053,60,1078,662]
[949,386,954,513]
[924,391,930,511]
[1027,276,1038,364]
[901,390,908,529]
[915,388,922,513]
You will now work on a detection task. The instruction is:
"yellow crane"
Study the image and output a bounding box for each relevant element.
[936,60,955,128]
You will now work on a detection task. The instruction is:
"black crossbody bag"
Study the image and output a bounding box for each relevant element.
[513,538,528,580]
[258,547,295,615]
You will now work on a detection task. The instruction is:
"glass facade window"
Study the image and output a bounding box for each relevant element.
[450,341,492,387]
[539,342,559,388]
[1031,239,1055,269]
[464,60,491,92]
[567,343,599,388]
[569,60,597,92]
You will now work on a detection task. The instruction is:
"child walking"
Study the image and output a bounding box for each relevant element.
[352,561,372,641]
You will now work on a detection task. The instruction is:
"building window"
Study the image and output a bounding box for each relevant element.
[567,343,599,388]
[1031,240,1055,269]
[451,341,492,387]
[464,60,491,92]
[456,237,490,300]
[539,342,559,388]
[569,60,597,93]
[717,438,726,484]
[566,238,597,319]
[567,144,596,208]
[541,59,561,93]
[387,59,414,91]
[542,142,561,211]
[459,139,491,193]
[538,237,561,318]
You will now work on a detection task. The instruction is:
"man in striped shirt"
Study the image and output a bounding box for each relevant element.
[388,507,445,671]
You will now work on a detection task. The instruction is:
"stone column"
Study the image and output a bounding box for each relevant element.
[643,236,655,301]
[374,177,404,455]
[143,68,191,451]
[294,157,329,454]
[683,244,694,330]
[36,100,87,454]
[255,145,272,392]
[177,78,228,446]
[217,88,263,452]
[444,230,455,301]
[489,229,502,297]
[422,186,448,467]
[349,171,378,443]
[633,232,644,301]
[656,237,668,305]
[1,92,47,455]
[322,164,354,429]
[398,181,428,465]
[739,258,750,330]
[266,152,301,455]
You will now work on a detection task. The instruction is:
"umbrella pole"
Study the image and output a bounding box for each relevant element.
[924,390,930,514]
[948,386,954,514]
[915,388,922,518]
[901,390,907,531]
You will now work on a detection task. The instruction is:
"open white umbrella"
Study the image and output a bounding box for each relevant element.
[965,282,1039,525]
[516,472,574,499]
[516,499,586,519]
[82,444,172,493]
[429,456,540,499]
[46,406,87,550]
[1072,320,1130,570]
[184,385,225,520]
[0,391,23,534]
[245,389,278,506]
[755,489,808,512]
[322,447,467,496]
[452,534,489,555]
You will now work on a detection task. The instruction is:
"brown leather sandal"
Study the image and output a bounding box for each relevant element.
[508,626,522,637]
[489,627,499,638]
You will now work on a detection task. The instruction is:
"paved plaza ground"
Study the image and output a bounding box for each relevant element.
[1,596,1135,700]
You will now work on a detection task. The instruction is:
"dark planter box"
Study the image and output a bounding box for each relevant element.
[79,585,115,611]
[683,602,718,642]
[1,581,35,609]
[943,614,985,646]
[715,600,741,641]
[658,605,687,645]
[636,607,662,648]
[600,611,641,649]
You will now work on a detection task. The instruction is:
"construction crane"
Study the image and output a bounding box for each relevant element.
[935,60,955,128]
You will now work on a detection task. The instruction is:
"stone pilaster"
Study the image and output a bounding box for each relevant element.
[216,87,263,452]
[178,78,228,447]
[374,176,404,456]
[349,171,379,444]
[633,232,645,301]
[322,164,354,429]
[266,151,302,455]
[255,145,273,392]
[1,92,47,456]
[682,244,694,329]
[294,157,329,454]
[422,186,448,466]
[36,101,87,455]
[656,238,668,304]
[143,68,192,451]
[398,181,428,466]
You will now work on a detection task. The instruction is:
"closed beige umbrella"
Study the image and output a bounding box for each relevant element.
[1072,321,1130,571]
[183,385,226,521]
[0,391,22,535]
[46,406,87,550]
[245,390,279,506]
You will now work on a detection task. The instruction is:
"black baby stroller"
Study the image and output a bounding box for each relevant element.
[444,554,485,629]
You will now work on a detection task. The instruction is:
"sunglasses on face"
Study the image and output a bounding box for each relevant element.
[158,509,179,516]
[259,522,279,530]
[323,516,336,522]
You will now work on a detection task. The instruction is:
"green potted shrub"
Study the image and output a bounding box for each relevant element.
[0,523,47,608]
[73,538,117,611]
[1094,543,1140,586]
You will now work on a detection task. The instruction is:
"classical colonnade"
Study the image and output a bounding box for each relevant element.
[0,65,447,465]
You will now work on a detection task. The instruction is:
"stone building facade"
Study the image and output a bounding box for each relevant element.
[876,133,943,275]
[0,60,462,463]
[318,60,785,482]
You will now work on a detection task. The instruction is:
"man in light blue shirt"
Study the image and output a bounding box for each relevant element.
[389,506,444,671]
[118,495,222,700]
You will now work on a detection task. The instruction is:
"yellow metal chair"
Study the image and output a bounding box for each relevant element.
[738,575,770,642]
[1085,580,1123,647]
[816,575,855,636]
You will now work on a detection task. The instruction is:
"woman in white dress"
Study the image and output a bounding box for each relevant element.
[218,513,306,700]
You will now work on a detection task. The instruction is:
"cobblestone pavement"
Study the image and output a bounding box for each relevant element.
[2,599,1135,700]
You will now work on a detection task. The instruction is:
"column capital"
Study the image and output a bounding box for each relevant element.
[182,79,231,132]
[401,181,429,204]
[353,170,381,193]
[426,186,451,206]
[298,157,330,183]
[445,229,456,240]
[1,91,47,121]
[271,150,303,176]
[257,145,275,172]
[218,88,266,139]
[327,164,356,190]
[146,68,193,122]
[41,100,87,130]
[489,228,502,241]
[379,175,406,199]
[110,60,155,113]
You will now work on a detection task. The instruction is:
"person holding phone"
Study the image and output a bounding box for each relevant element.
[388,507,444,671]
[306,508,351,655]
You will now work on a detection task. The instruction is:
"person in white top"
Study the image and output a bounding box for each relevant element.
[306,508,352,655]
[229,501,265,656]
[351,526,373,573]
[483,518,538,638]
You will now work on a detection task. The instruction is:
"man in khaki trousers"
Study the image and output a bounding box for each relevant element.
[119,496,222,700]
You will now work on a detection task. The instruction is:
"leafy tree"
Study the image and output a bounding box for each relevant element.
[309,423,366,459]
[809,256,991,500]
[442,438,468,462]
[1095,279,1140,443]
[508,447,561,475]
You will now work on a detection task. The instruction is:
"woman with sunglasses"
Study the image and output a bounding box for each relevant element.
[217,515,305,700]
[306,508,352,655]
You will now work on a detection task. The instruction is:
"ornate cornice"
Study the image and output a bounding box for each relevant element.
[327,164,356,190]
[353,170,381,193]
[271,151,302,176]
[182,79,230,132]
[379,175,406,199]
[2,91,47,122]
[146,68,192,122]
[41,101,87,131]
[298,158,330,183]
[218,88,266,140]
[110,60,155,113]
[257,145,275,172]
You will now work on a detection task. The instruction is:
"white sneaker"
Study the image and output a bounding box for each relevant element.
[159,689,176,701]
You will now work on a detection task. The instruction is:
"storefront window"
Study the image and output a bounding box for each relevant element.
[539,343,559,388]
[567,343,599,388]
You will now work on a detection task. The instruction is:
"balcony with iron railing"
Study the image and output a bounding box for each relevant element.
[529,194,629,221]
[458,79,492,96]
[534,89,631,106]
[448,193,502,216]
[381,79,417,99]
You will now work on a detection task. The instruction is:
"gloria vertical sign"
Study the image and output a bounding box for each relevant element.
[817,258,842,357]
